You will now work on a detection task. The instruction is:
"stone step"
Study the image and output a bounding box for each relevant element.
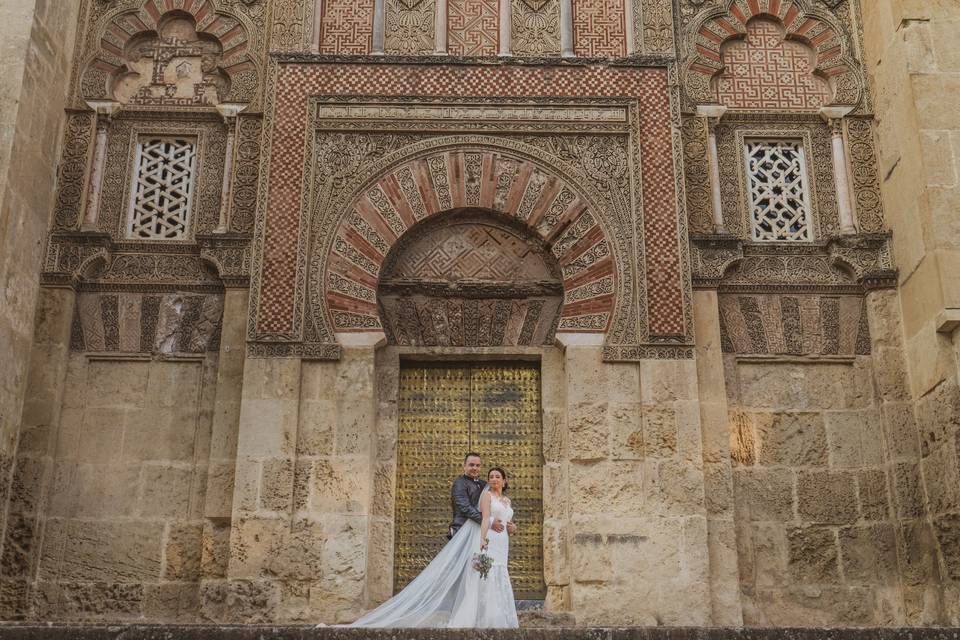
[0,627,956,640]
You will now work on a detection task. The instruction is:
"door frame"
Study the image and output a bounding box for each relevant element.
[368,344,564,605]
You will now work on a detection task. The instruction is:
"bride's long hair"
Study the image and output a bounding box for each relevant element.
[488,466,508,492]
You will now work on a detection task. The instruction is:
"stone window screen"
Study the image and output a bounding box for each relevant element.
[744,138,813,242]
[126,136,198,240]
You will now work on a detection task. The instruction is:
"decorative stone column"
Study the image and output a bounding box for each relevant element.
[214,103,247,234]
[696,105,728,234]
[434,0,448,54]
[820,106,857,235]
[624,0,636,54]
[499,0,511,56]
[81,100,121,231]
[372,0,386,54]
[560,0,574,57]
[312,0,323,52]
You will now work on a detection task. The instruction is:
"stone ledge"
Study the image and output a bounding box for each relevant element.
[0,627,956,640]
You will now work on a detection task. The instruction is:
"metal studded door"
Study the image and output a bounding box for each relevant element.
[394,363,545,600]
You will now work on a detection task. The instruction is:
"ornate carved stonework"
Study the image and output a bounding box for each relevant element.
[681,115,713,234]
[385,0,437,55]
[52,112,97,231]
[714,115,838,240]
[247,62,694,360]
[73,0,262,109]
[112,16,230,107]
[640,0,675,53]
[97,112,227,241]
[690,234,897,293]
[845,117,885,233]
[679,0,866,111]
[512,0,562,56]
[377,212,565,347]
[718,292,870,356]
[71,291,224,353]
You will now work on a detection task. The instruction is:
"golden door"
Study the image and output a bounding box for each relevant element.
[394,363,545,600]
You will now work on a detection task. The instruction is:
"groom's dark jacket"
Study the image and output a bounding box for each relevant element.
[448,475,486,538]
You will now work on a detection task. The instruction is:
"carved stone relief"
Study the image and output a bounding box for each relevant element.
[679,0,865,111]
[385,0,437,54]
[74,0,261,108]
[378,211,565,346]
[718,292,870,356]
[71,291,224,353]
[97,114,227,241]
[512,0,562,55]
[714,115,837,240]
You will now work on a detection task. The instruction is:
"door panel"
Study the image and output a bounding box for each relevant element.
[394,363,545,599]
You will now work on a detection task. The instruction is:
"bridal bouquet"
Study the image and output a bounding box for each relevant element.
[471,552,493,580]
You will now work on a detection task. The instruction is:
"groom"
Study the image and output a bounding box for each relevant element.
[448,452,514,539]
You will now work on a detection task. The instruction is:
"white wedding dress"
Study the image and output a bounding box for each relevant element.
[349,490,519,628]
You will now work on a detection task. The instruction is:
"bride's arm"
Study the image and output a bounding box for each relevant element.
[478,492,492,550]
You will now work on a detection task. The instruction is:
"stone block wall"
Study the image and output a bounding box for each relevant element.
[548,343,711,626]
[0,0,80,563]
[13,354,217,620]
[724,356,904,625]
[862,1,960,624]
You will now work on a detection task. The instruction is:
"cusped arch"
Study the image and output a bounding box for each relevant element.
[82,0,257,104]
[683,0,864,108]
[313,142,625,345]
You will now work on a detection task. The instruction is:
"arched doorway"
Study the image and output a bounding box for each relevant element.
[383,210,552,600]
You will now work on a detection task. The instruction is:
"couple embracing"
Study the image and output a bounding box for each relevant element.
[349,453,520,628]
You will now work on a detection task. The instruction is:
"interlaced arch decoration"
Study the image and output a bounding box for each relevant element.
[309,141,626,351]
[682,0,865,109]
[81,0,258,104]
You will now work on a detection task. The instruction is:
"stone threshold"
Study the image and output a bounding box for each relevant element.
[0,627,957,640]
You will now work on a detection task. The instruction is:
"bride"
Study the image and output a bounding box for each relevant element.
[348,467,519,628]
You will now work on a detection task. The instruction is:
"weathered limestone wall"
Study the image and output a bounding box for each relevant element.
[557,344,711,626]
[26,353,216,620]
[0,0,80,551]
[724,354,904,626]
[862,0,960,624]
[217,340,377,624]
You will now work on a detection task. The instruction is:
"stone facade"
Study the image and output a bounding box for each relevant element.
[0,0,958,629]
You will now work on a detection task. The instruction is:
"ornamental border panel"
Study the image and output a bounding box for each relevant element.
[246,60,694,360]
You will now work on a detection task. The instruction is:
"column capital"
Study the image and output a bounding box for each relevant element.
[696,104,727,128]
[819,105,854,133]
[85,100,122,126]
[216,102,248,126]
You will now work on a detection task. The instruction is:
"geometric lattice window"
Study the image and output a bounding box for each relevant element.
[126,137,197,239]
[744,139,813,242]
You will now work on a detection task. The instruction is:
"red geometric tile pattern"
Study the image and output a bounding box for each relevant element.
[325,149,615,332]
[319,0,375,55]
[689,0,850,107]
[637,71,685,337]
[573,0,627,58]
[256,63,682,340]
[715,19,830,110]
[448,0,499,56]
